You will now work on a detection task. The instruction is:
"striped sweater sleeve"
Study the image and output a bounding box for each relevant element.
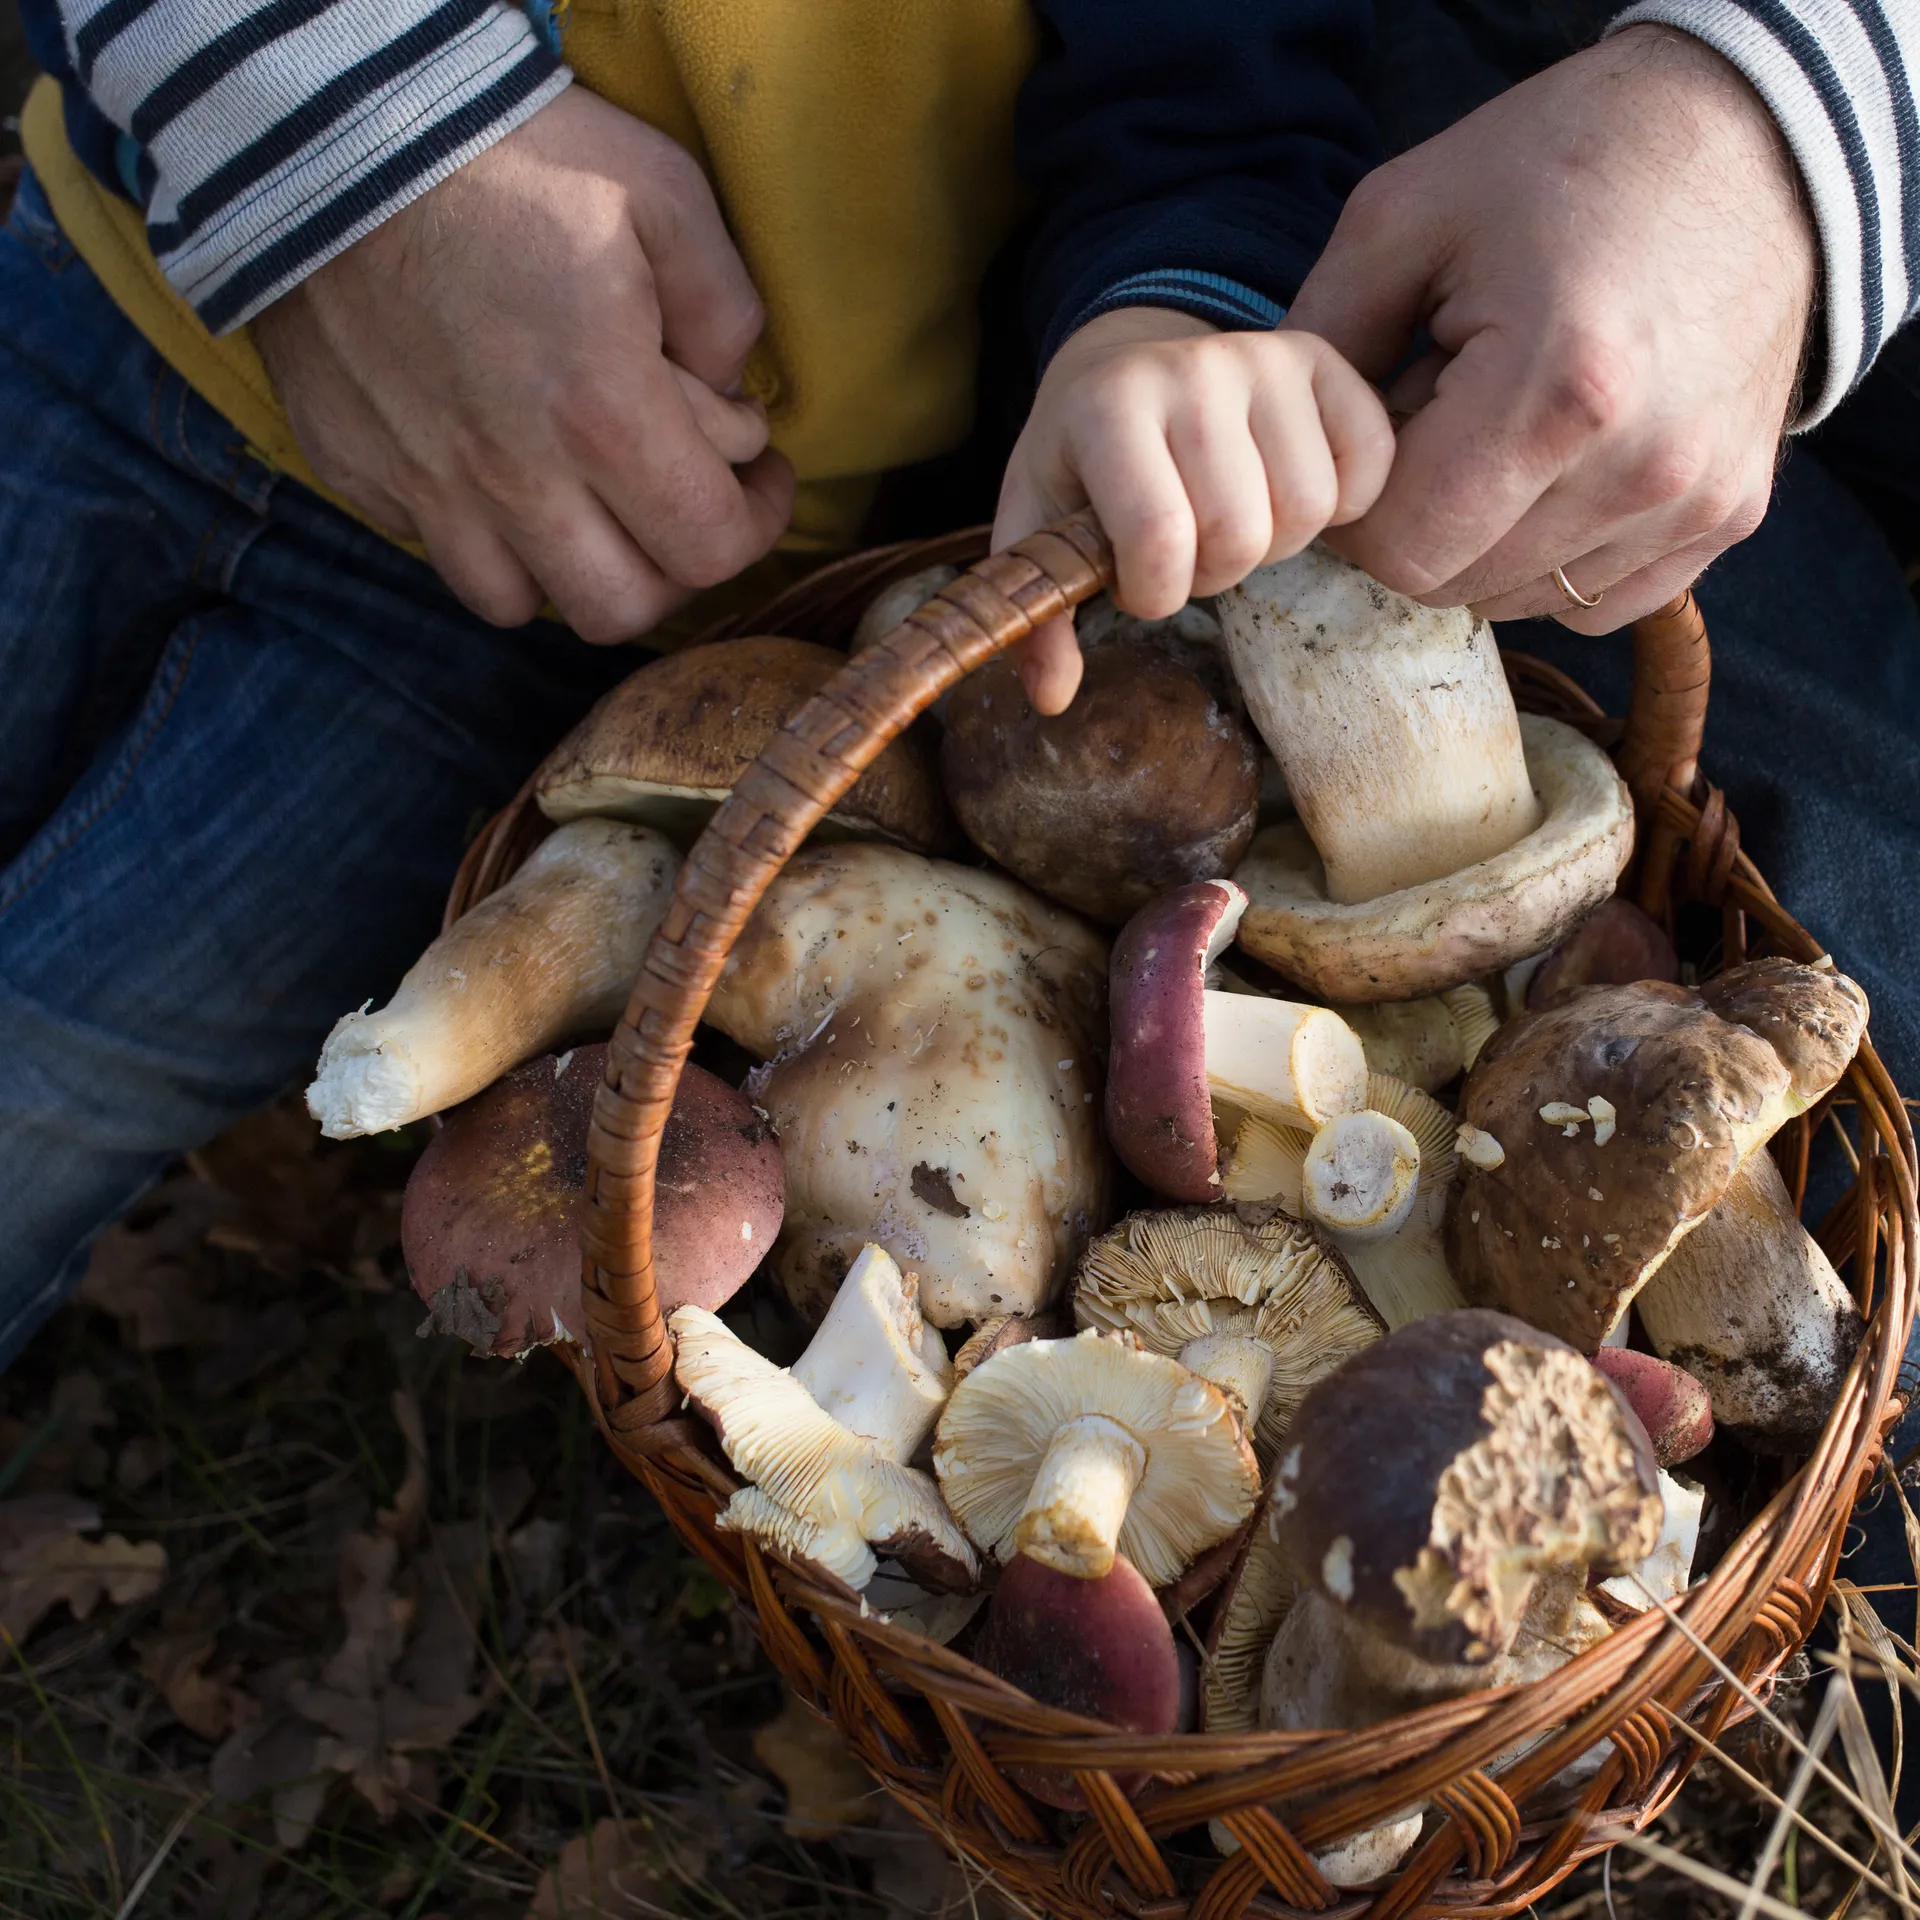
[1608,1,1920,426]
[44,0,569,335]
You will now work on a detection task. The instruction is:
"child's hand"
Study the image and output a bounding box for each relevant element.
[993,308,1395,713]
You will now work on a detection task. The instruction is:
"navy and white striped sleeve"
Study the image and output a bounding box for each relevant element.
[1608,1,1920,425]
[47,0,569,335]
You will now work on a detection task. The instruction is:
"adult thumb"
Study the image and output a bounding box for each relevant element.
[1283,171,1445,384]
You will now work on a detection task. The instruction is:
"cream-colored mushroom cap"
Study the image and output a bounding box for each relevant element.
[932,1328,1260,1587]
[532,636,953,853]
[1232,716,1633,1001]
[1072,1208,1381,1464]
[671,1305,977,1592]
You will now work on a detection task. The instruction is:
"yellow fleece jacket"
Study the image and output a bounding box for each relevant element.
[20,0,1038,559]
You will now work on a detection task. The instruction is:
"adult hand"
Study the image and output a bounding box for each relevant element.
[252,87,795,641]
[1285,25,1817,632]
[993,306,1394,712]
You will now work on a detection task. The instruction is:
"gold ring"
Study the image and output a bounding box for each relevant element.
[1551,564,1603,610]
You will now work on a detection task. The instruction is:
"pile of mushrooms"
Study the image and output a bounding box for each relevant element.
[295,542,1878,1848]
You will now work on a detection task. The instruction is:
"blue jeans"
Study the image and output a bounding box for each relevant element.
[0,167,633,1368]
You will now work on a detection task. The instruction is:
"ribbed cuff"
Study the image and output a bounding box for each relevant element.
[1054,268,1286,359]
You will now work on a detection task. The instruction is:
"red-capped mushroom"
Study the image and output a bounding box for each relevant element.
[1589,1349,1714,1467]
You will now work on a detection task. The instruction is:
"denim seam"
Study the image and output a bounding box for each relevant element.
[0,621,204,920]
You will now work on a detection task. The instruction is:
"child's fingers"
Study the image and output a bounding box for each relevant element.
[1308,339,1399,526]
[1165,389,1276,597]
[1078,410,1197,620]
[1015,614,1086,714]
[1245,373,1343,565]
[993,445,1090,714]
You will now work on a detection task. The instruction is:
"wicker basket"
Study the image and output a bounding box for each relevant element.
[446,513,1918,1920]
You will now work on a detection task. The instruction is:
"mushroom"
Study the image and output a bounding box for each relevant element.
[307,819,679,1138]
[701,842,1112,1327]
[952,1309,1073,1383]
[1445,959,1868,1352]
[932,1328,1261,1586]
[532,635,954,853]
[1331,983,1502,1092]
[1600,1470,1704,1610]
[972,1552,1183,1810]
[938,631,1261,924]
[1258,1311,1659,1725]
[404,1045,782,1356]
[849,565,960,655]
[1299,1111,1422,1241]
[1201,1477,1299,1733]
[1216,545,1632,1001]
[670,1245,977,1592]
[1528,896,1681,1005]
[1635,1147,1864,1452]
[1222,1075,1468,1329]
[1071,1208,1383,1465]
[1588,1349,1714,1466]
[1106,881,1367,1202]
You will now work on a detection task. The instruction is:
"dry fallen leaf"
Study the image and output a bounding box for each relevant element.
[526,1817,670,1919]
[0,1494,166,1639]
[136,1596,252,1740]
[751,1692,880,1837]
[79,1174,236,1350]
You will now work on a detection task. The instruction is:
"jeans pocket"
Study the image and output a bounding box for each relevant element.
[3,169,77,275]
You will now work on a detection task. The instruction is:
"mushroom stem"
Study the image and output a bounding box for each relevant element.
[790,1245,953,1463]
[1013,1414,1147,1578]
[1301,1111,1421,1242]
[1202,992,1367,1132]
[307,819,678,1137]
[1217,546,1542,903]
[1178,1333,1277,1425]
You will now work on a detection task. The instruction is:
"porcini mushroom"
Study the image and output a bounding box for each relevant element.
[532,636,954,853]
[939,633,1261,924]
[972,1552,1183,1809]
[1635,1147,1864,1451]
[1259,1311,1659,1723]
[307,819,680,1138]
[702,842,1112,1327]
[1071,1208,1383,1464]
[1216,545,1632,1000]
[670,1246,977,1592]
[1445,959,1868,1352]
[932,1328,1260,1586]
[1106,881,1366,1202]
[849,565,959,655]
[1223,1076,1468,1329]
[404,1045,782,1356]
[1528,895,1681,1005]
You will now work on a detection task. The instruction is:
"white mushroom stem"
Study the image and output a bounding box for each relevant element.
[306,819,678,1138]
[1178,1333,1277,1424]
[1601,1472,1703,1610]
[1203,992,1367,1131]
[1013,1414,1147,1578]
[1216,544,1543,903]
[1301,1112,1421,1242]
[791,1245,953,1462]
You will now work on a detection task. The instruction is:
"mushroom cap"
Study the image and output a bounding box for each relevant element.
[1271,1310,1662,1666]
[1072,1207,1382,1463]
[1231,715,1634,1000]
[939,639,1260,923]
[1105,880,1246,1201]
[1444,962,1867,1351]
[1529,896,1680,1005]
[849,564,960,655]
[704,843,1112,1329]
[932,1329,1260,1588]
[952,1308,1073,1383]
[531,636,954,853]
[404,1047,782,1356]
[672,1305,979,1593]
[1589,1349,1714,1467]
[973,1552,1182,1810]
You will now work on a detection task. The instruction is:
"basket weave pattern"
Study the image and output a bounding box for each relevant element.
[446,514,1919,1920]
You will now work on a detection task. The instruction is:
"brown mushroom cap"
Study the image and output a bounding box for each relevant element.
[973,1552,1182,1810]
[1528,896,1680,1005]
[1444,962,1868,1351]
[532,636,954,853]
[939,638,1260,924]
[1271,1311,1661,1666]
[403,1046,783,1356]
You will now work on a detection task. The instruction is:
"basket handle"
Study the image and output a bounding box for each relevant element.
[578,510,1117,1420]
[576,513,1713,1424]
[1616,590,1711,821]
